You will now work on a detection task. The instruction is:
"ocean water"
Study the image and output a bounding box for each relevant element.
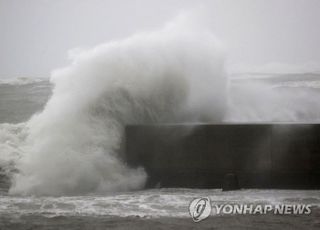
[0,75,320,227]
[0,78,51,123]
[0,188,319,218]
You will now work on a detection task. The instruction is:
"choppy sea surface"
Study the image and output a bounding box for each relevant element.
[0,77,51,123]
[0,189,319,218]
[0,74,320,229]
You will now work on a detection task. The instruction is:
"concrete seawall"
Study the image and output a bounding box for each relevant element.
[125,124,320,189]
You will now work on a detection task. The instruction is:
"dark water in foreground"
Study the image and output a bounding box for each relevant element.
[0,214,319,230]
[0,209,319,230]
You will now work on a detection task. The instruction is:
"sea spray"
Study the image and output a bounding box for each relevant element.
[226,80,320,122]
[5,14,227,195]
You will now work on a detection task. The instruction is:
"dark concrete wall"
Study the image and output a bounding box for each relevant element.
[125,124,320,189]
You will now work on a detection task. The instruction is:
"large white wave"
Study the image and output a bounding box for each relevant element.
[1,14,227,195]
[3,11,320,196]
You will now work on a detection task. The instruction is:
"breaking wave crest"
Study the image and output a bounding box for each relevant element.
[0,14,227,195]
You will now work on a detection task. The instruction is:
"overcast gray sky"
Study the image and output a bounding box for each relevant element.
[1,0,320,78]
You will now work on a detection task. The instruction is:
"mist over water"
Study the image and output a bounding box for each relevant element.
[0,13,320,196]
[227,79,320,122]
